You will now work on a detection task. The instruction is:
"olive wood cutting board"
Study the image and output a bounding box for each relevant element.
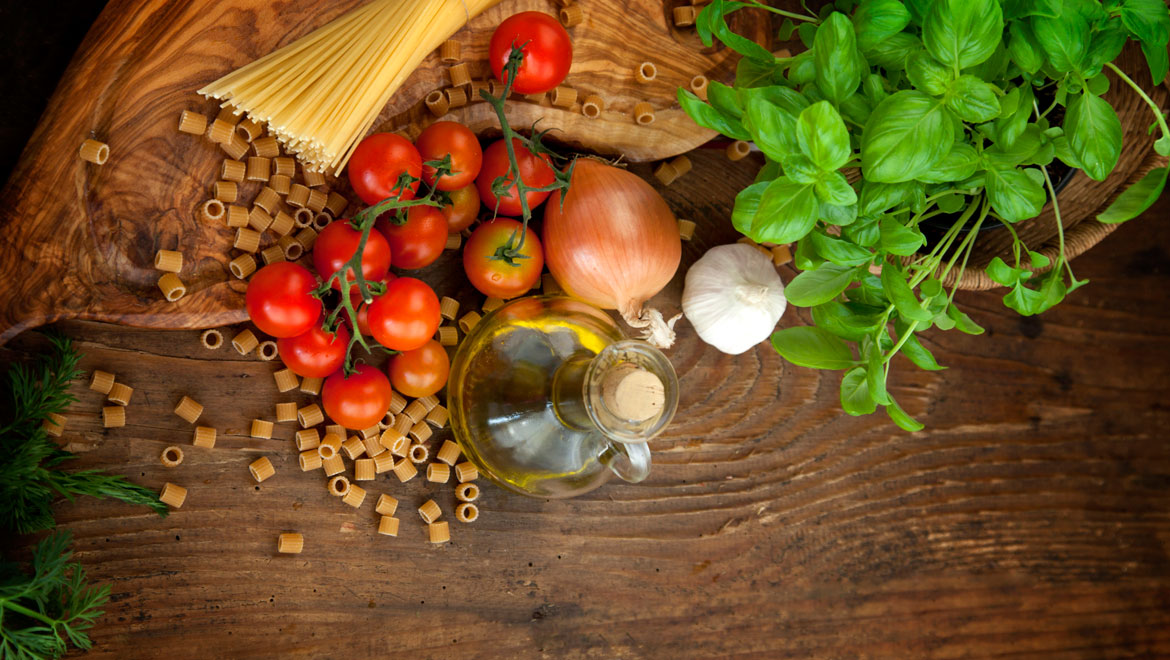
[0,0,767,345]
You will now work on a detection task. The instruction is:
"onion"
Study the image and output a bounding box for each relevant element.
[542,159,682,347]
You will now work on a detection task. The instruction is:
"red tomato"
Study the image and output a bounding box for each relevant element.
[489,12,572,95]
[367,277,441,351]
[245,262,321,338]
[313,221,392,293]
[347,133,422,205]
[347,275,395,337]
[463,218,544,298]
[277,323,349,378]
[388,340,450,398]
[476,138,555,217]
[321,364,392,430]
[415,121,483,191]
[443,183,480,232]
[375,205,448,270]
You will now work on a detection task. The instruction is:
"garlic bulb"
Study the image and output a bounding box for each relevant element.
[681,244,787,355]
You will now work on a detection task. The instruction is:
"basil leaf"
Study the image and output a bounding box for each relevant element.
[993,83,1033,149]
[708,81,744,119]
[841,93,875,126]
[917,143,979,183]
[852,0,913,51]
[741,85,811,116]
[886,397,925,432]
[1003,280,1047,316]
[748,177,820,243]
[1065,90,1122,181]
[812,301,887,341]
[677,89,751,141]
[814,12,863,103]
[1007,20,1045,73]
[810,231,872,266]
[878,216,925,255]
[736,57,779,88]
[744,96,799,161]
[1084,21,1129,74]
[703,0,775,61]
[1120,0,1170,47]
[947,303,984,335]
[903,0,933,26]
[881,262,933,322]
[898,333,945,370]
[814,172,859,206]
[946,75,1001,123]
[841,367,879,415]
[865,338,892,406]
[788,51,817,85]
[859,181,922,215]
[985,124,1043,168]
[986,256,1030,287]
[796,101,852,171]
[861,91,953,182]
[1002,0,1061,20]
[843,214,881,246]
[786,154,822,184]
[846,272,887,306]
[821,200,860,226]
[986,166,1046,222]
[731,180,769,231]
[866,32,922,70]
[1141,38,1170,85]
[863,73,889,104]
[1098,166,1169,223]
[785,263,857,306]
[1033,10,1090,73]
[771,326,856,369]
[922,0,1003,70]
[906,52,953,95]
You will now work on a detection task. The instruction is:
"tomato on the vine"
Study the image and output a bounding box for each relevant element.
[348,133,422,205]
[367,277,441,351]
[476,138,555,217]
[313,220,392,293]
[388,340,450,398]
[415,121,483,191]
[321,364,393,430]
[375,205,447,270]
[277,323,349,378]
[348,275,395,338]
[442,183,480,232]
[463,218,544,298]
[489,12,572,95]
[245,262,321,338]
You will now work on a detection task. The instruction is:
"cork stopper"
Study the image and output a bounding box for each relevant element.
[601,365,665,422]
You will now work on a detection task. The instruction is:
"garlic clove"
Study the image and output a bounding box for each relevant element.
[681,244,787,355]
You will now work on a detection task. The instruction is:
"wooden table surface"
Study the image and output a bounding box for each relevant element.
[2,143,1170,658]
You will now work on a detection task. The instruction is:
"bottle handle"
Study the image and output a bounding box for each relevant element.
[600,440,651,483]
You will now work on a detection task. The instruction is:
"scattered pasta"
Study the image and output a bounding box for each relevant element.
[373,451,395,474]
[275,402,298,423]
[428,521,450,544]
[392,458,418,482]
[425,90,450,117]
[325,192,348,217]
[252,136,280,159]
[306,189,328,213]
[375,494,399,516]
[230,254,257,279]
[542,273,562,295]
[294,227,318,251]
[234,227,262,253]
[79,139,109,165]
[272,156,295,177]
[448,62,471,87]
[273,368,299,392]
[158,273,186,302]
[378,516,400,537]
[232,329,259,355]
[300,376,324,396]
[302,169,326,188]
[458,311,481,334]
[318,433,343,458]
[277,533,304,554]
[342,484,366,508]
[90,370,115,394]
[270,210,295,235]
[445,86,468,108]
[439,39,461,63]
[254,186,281,213]
[214,180,238,203]
[454,462,478,484]
[250,419,274,439]
[559,4,582,27]
[418,499,441,523]
[226,204,249,228]
[726,140,750,161]
[299,449,323,471]
[354,458,375,481]
[690,75,709,101]
[322,454,346,477]
[159,482,187,508]
[207,118,236,144]
[249,456,276,482]
[674,5,697,26]
[236,117,264,142]
[678,219,697,241]
[426,462,450,484]
[426,405,449,429]
[444,233,461,250]
[342,435,366,460]
[42,413,66,438]
[435,440,461,465]
[174,396,203,424]
[455,481,480,502]
[409,421,433,444]
[389,391,407,415]
[161,446,184,468]
[193,426,217,448]
[437,326,458,346]
[107,382,133,406]
[380,428,408,456]
[456,502,479,523]
[634,102,655,125]
[221,134,250,161]
[178,110,208,135]
[287,183,310,208]
[328,475,350,497]
[295,428,320,451]
[258,341,279,361]
[636,62,657,83]
[582,94,605,119]
[248,206,274,233]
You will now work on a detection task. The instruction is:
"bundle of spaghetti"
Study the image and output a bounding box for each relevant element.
[198,0,501,175]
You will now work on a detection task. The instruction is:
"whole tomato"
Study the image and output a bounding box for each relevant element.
[321,364,392,430]
[277,323,349,378]
[245,262,321,338]
[348,275,395,338]
[388,340,450,398]
[313,221,392,293]
[489,12,572,95]
[442,183,480,232]
[463,218,543,298]
[476,138,555,217]
[367,277,441,351]
[415,121,483,191]
[347,133,422,205]
[375,205,447,270]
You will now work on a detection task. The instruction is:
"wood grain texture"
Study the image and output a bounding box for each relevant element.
[3,149,1170,659]
[0,0,764,345]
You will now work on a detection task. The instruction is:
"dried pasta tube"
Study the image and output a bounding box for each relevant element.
[226,204,249,227]
[436,326,458,346]
[174,396,203,424]
[249,456,275,482]
[355,425,379,441]
[456,502,479,523]
[454,462,478,484]
[470,80,489,102]
[326,424,346,439]
[220,159,247,184]
[543,273,562,295]
[159,483,187,508]
[388,391,407,415]
[380,410,395,428]
[295,428,320,451]
[102,405,125,428]
[298,449,322,471]
[158,273,186,302]
[277,533,303,554]
[439,39,461,63]
[771,244,793,267]
[193,426,216,448]
[418,499,442,523]
[268,174,292,196]
[690,75,709,101]
[312,212,332,231]
[392,458,418,483]
[230,254,257,279]
[287,183,311,208]
[322,454,345,477]
[302,169,326,187]
[273,368,299,393]
[488,80,507,97]
[375,494,399,516]
[43,413,66,438]
[324,192,347,217]
[236,117,263,142]
[378,516,400,537]
[248,207,273,232]
[261,245,285,266]
[559,4,583,27]
[456,481,480,502]
[380,428,408,456]
[250,419,274,439]
[444,233,461,250]
[292,208,314,230]
[252,136,280,158]
[458,311,481,334]
[90,370,115,394]
[425,90,450,117]
[328,475,350,497]
[354,458,375,481]
[363,434,385,457]
[294,404,323,431]
[524,92,547,105]
[438,296,460,320]
[294,227,318,251]
[636,62,657,83]
[670,155,693,178]
[232,328,259,355]
[207,118,236,144]
[178,110,208,135]
[342,435,366,460]
[254,186,281,213]
[445,86,468,108]
[726,140,750,161]
[373,451,395,474]
[200,199,227,224]
[448,62,472,88]
[426,462,450,484]
[318,433,343,457]
[428,521,450,544]
[417,395,439,412]
[342,484,366,508]
[269,210,295,236]
[160,446,183,467]
[306,189,328,213]
[634,102,655,125]
[214,180,238,203]
[235,228,261,253]
[274,401,297,423]
[271,156,296,178]
[674,5,697,26]
[402,400,427,424]
[551,86,577,108]
[481,297,505,313]
[107,382,134,406]
[435,439,460,465]
[278,234,304,261]
[221,134,250,161]
[582,94,605,119]
[300,376,324,396]
[678,219,697,241]
[653,162,678,186]
[409,442,430,464]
